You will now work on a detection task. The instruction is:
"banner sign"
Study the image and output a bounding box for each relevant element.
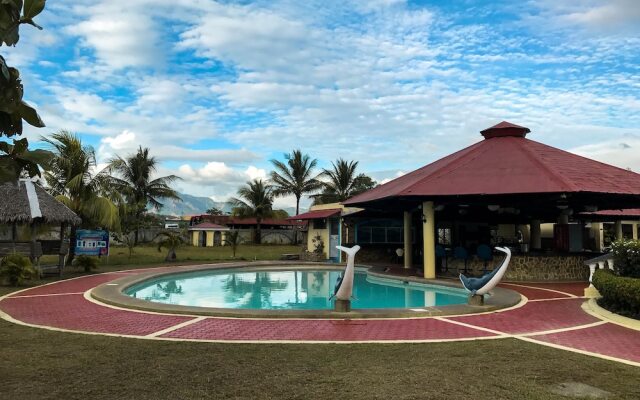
[75,230,109,256]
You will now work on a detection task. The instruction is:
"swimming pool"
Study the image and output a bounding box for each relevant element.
[124,268,469,310]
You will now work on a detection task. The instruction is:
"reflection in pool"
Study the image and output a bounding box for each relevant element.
[125,269,468,310]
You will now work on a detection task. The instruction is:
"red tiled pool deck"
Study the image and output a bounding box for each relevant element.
[1,270,639,367]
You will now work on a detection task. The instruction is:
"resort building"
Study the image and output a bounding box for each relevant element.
[292,122,640,281]
[188,215,306,246]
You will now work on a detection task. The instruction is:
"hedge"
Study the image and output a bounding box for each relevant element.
[593,269,640,319]
[611,239,640,278]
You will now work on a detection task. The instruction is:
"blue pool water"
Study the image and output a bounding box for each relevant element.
[125,269,468,310]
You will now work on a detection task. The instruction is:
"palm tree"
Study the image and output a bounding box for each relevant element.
[43,131,119,263]
[230,179,274,244]
[155,230,185,261]
[312,158,376,204]
[270,149,322,216]
[223,230,243,258]
[270,149,322,245]
[108,146,181,244]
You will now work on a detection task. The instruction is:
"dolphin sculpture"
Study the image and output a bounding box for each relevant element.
[459,246,512,296]
[331,245,361,301]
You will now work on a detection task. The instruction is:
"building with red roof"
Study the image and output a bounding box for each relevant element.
[332,122,640,279]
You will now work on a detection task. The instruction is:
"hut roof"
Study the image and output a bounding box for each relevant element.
[0,180,81,225]
[345,121,640,207]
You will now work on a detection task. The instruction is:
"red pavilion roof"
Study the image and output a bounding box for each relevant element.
[345,121,640,206]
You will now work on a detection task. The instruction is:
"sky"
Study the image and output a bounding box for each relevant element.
[6,0,640,210]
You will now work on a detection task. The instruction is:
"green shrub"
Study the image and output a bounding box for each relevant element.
[72,255,99,272]
[611,239,640,278]
[0,254,37,286]
[593,269,640,319]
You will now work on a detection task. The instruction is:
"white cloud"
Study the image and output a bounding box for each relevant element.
[66,2,164,69]
[101,130,135,151]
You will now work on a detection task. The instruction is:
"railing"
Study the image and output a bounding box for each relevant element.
[584,253,614,287]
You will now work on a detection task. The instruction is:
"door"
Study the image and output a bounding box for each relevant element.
[329,218,340,261]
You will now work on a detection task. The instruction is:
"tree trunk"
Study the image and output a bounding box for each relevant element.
[256,219,262,244]
[67,225,77,266]
[293,196,300,245]
[165,248,176,262]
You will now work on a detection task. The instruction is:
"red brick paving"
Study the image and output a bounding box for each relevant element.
[0,271,638,365]
[161,317,495,341]
[498,283,572,300]
[0,294,191,335]
[450,298,598,334]
[8,273,133,297]
[507,281,588,297]
[533,323,640,363]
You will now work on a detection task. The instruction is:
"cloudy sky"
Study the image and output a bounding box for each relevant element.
[7,0,640,210]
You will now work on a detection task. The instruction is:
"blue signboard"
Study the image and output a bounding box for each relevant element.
[75,230,109,256]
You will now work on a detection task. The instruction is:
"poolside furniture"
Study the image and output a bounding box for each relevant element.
[476,244,493,273]
[453,246,469,274]
[395,248,404,264]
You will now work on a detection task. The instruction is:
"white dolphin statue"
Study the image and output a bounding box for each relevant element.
[459,246,512,296]
[332,245,361,301]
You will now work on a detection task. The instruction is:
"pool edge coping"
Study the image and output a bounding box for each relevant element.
[90,261,523,319]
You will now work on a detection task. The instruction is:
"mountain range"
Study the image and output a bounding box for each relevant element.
[157,192,300,217]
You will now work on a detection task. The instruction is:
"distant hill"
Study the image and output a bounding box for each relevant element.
[157,193,232,216]
[157,192,300,217]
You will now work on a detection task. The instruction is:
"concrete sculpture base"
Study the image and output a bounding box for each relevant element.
[468,294,484,306]
[335,299,351,312]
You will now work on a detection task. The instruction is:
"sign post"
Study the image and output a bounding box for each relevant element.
[75,230,110,257]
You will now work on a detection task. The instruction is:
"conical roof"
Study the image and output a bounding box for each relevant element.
[345,122,640,206]
[0,180,81,225]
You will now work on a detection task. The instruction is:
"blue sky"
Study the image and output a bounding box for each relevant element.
[6,0,640,209]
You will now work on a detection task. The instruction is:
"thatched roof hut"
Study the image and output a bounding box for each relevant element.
[0,180,81,226]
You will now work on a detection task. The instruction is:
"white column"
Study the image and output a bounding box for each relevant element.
[615,220,623,240]
[592,222,604,252]
[633,223,638,240]
[530,220,541,250]
[403,211,413,269]
[422,201,436,279]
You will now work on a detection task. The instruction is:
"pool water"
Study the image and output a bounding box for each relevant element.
[125,269,468,310]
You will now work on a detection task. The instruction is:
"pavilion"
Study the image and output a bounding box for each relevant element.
[342,121,640,280]
[0,180,81,275]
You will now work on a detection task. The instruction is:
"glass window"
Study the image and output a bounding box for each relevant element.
[313,219,326,229]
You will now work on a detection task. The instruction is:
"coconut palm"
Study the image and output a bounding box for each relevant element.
[108,146,181,244]
[155,230,185,261]
[312,158,376,204]
[270,149,322,216]
[230,179,274,244]
[223,230,243,258]
[42,131,119,262]
[270,149,321,244]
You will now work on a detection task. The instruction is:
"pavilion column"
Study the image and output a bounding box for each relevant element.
[633,223,638,240]
[403,211,413,269]
[530,220,541,250]
[591,223,604,252]
[615,221,623,241]
[422,201,436,279]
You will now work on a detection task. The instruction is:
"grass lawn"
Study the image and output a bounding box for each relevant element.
[1,248,639,400]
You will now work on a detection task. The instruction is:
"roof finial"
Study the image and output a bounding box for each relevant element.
[480,121,530,139]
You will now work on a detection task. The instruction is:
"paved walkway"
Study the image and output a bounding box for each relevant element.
[1,269,639,367]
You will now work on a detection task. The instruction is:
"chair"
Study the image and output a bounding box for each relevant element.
[476,244,493,273]
[453,246,469,273]
[435,245,447,272]
[395,248,404,264]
